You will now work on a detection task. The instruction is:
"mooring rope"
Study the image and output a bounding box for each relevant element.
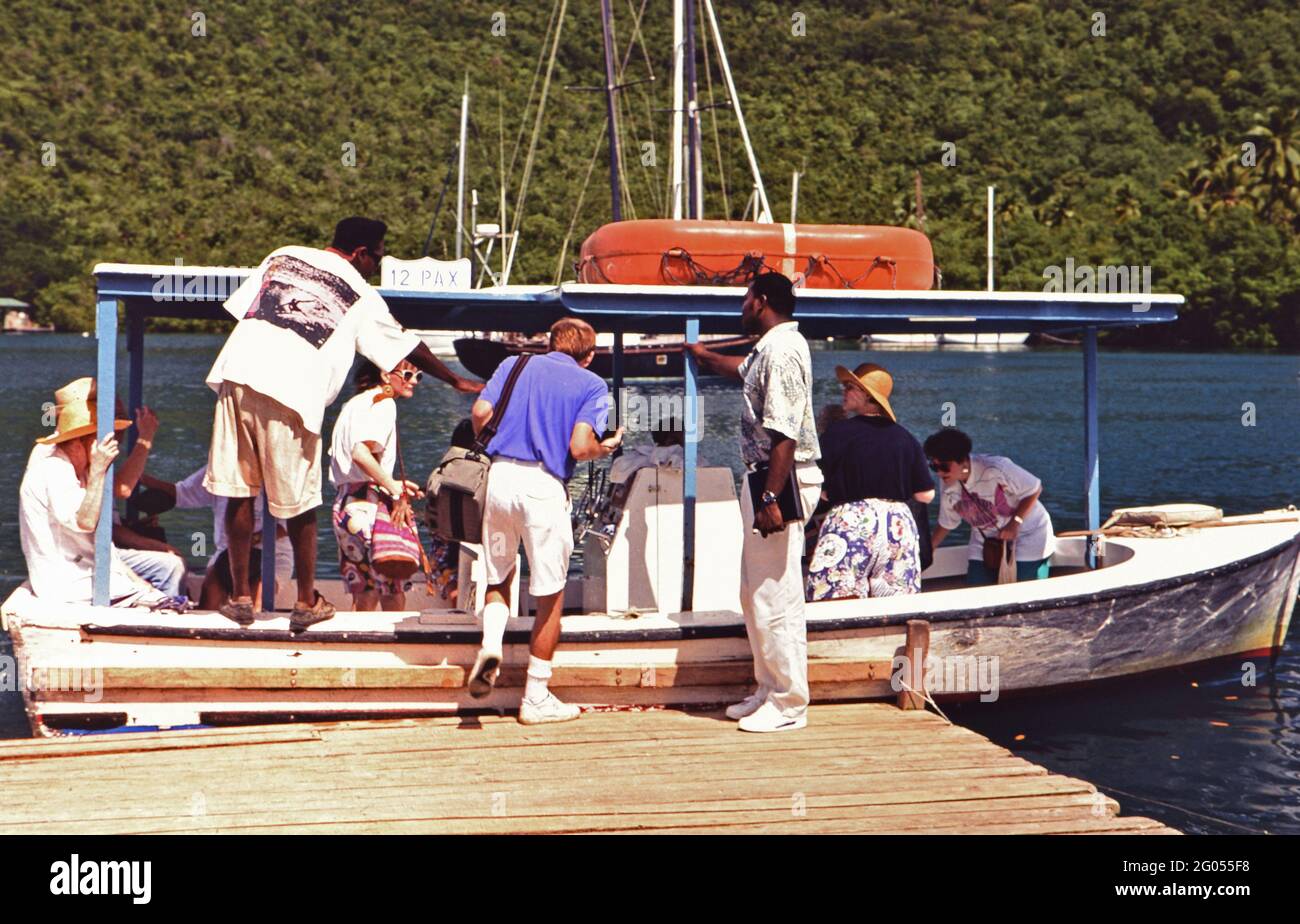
[893,677,953,725]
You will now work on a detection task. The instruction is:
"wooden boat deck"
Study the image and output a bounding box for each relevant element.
[0,703,1178,834]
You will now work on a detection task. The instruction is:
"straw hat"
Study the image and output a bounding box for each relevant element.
[36,377,131,445]
[834,362,897,422]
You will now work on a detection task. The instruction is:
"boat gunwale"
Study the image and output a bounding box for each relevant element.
[70,530,1300,647]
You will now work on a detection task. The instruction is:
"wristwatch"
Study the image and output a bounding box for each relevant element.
[761,490,780,508]
[1013,514,1025,524]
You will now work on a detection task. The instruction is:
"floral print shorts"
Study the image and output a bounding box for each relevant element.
[806,498,921,601]
[333,487,413,598]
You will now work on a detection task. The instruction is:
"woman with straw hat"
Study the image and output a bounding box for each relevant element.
[805,363,935,601]
[18,377,169,607]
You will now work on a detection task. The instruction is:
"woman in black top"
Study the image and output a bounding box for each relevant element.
[805,363,935,601]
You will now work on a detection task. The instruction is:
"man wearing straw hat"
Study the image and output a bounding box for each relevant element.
[686,272,822,733]
[18,378,170,607]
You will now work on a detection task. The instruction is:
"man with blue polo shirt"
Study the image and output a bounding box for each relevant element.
[468,317,623,725]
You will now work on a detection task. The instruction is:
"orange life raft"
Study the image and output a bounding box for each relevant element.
[577,219,934,289]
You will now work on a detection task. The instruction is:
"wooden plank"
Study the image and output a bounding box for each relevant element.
[0,726,321,761]
[0,773,1104,832]
[0,702,1178,835]
[41,658,895,691]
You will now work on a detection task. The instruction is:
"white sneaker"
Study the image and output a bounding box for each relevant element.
[467,648,502,699]
[738,702,807,733]
[518,692,581,725]
[724,689,769,721]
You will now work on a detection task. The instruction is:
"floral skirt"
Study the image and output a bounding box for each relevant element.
[332,486,413,598]
[805,498,921,601]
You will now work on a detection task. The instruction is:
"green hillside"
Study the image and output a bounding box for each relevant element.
[2,0,1298,347]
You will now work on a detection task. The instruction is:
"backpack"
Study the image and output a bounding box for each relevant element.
[425,355,531,543]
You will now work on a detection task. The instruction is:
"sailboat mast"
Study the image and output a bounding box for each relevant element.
[702,0,771,222]
[684,0,702,219]
[670,0,684,219]
[600,0,623,221]
[455,76,469,261]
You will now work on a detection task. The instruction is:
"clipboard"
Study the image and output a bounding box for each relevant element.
[746,464,807,524]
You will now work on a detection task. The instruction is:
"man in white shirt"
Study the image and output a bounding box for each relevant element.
[686,273,822,733]
[204,217,482,631]
[19,378,169,608]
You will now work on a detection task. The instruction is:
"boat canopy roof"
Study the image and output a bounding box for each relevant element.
[93,263,1181,336]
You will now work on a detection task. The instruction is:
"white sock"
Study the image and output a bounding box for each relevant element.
[482,601,508,653]
[524,655,552,703]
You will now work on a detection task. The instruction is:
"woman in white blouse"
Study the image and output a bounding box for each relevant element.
[328,359,423,610]
[922,428,1056,584]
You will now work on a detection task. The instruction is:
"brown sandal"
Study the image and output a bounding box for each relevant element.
[219,596,256,627]
[289,592,336,634]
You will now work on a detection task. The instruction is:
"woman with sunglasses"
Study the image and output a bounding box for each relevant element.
[327,359,425,610]
[922,428,1056,584]
[805,363,935,601]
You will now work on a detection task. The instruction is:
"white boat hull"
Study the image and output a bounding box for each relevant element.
[3,514,1297,734]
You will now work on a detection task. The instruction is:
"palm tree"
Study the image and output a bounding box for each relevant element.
[1245,107,1300,224]
[1168,140,1252,218]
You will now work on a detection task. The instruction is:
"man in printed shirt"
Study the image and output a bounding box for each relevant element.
[685,272,822,732]
[205,217,482,632]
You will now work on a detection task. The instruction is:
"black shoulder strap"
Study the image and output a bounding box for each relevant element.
[473,354,532,453]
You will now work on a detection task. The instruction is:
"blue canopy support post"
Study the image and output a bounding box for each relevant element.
[682,319,699,612]
[125,304,144,451]
[93,291,119,606]
[611,329,624,429]
[260,493,276,611]
[124,303,144,522]
[1082,327,1100,568]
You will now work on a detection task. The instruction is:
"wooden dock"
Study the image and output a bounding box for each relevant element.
[0,703,1178,834]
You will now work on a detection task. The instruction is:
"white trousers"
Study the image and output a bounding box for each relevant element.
[738,462,823,717]
[482,458,573,597]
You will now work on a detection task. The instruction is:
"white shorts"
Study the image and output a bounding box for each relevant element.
[482,458,573,597]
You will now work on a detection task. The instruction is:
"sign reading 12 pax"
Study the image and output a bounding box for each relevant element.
[380,256,472,292]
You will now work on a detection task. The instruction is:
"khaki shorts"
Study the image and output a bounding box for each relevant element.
[482,458,573,597]
[204,382,321,519]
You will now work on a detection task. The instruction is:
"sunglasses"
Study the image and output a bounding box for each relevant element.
[398,370,423,383]
[928,460,953,473]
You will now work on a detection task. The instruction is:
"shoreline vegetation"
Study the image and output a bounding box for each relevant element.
[2,1,1297,348]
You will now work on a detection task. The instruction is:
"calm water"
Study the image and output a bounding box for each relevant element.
[1,334,1297,833]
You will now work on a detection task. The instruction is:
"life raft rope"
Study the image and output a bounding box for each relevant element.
[658,248,771,286]
[580,248,911,289]
[805,253,899,289]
